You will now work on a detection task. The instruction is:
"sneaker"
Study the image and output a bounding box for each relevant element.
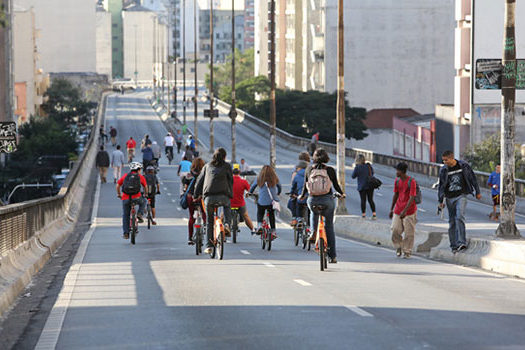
[188,240,195,245]
[123,233,130,239]
[290,219,297,227]
[361,215,366,219]
[403,252,411,259]
[329,257,337,264]
[137,215,144,223]
[204,247,213,254]
[396,248,402,257]
[372,214,377,220]
[251,229,257,236]
[457,244,467,252]
[224,224,231,237]
[271,230,278,240]
[152,220,157,225]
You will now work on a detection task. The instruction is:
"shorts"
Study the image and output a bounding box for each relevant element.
[147,195,156,208]
[232,205,246,217]
[492,194,500,206]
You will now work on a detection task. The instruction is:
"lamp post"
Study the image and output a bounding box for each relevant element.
[183,0,187,125]
[230,0,237,162]
[209,0,215,153]
[194,0,198,141]
[269,0,276,168]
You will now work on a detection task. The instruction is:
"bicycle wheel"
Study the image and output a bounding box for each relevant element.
[261,229,266,250]
[267,231,272,251]
[319,238,325,271]
[232,212,238,244]
[131,214,136,245]
[218,230,224,260]
[194,229,200,256]
[294,228,299,246]
[147,209,151,230]
[211,241,216,259]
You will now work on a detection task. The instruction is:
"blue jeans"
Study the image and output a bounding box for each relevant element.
[307,194,336,259]
[122,197,146,234]
[446,195,468,249]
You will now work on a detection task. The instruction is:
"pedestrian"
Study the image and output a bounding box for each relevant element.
[487,164,501,221]
[111,145,126,183]
[99,124,107,144]
[352,154,377,219]
[240,158,256,176]
[308,132,319,156]
[438,150,482,253]
[109,126,117,147]
[96,145,110,183]
[141,143,154,169]
[178,156,192,195]
[389,162,418,259]
[187,134,196,152]
[151,141,161,166]
[126,136,136,162]
[182,145,194,162]
[174,130,183,154]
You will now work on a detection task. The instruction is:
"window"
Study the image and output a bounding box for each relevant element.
[112,24,117,28]
[190,68,195,73]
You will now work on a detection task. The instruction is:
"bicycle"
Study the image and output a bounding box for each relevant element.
[259,208,273,251]
[310,193,342,271]
[202,203,225,260]
[193,200,205,255]
[166,149,174,165]
[231,207,241,244]
[286,192,309,248]
[129,198,141,245]
[146,198,153,229]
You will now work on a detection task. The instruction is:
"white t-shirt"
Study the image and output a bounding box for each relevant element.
[164,136,174,147]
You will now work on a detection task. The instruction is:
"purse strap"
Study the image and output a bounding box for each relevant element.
[265,182,276,201]
[367,163,372,176]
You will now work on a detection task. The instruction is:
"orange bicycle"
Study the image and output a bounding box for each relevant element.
[311,193,342,271]
[210,205,225,260]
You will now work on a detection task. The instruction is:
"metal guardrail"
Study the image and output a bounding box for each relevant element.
[0,92,108,256]
[216,99,525,197]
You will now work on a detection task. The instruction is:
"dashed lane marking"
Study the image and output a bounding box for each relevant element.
[345,305,374,317]
[418,208,427,212]
[293,279,312,287]
[167,192,172,196]
[240,250,251,255]
[177,207,182,211]
[264,262,276,268]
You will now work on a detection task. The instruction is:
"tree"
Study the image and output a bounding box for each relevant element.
[249,90,367,143]
[220,75,271,110]
[205,48,254,97]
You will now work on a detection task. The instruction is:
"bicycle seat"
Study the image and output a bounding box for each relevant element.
[311,205,326,214]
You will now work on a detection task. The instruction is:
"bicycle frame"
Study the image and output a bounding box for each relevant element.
[214,207,224,245]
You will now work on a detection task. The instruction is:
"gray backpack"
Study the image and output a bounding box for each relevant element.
[396,177,422,204]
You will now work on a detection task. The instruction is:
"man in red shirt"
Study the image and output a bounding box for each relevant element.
[231,164,256,234]
[116,162,148,239]
[126,136,137,162]
[389,162,417,258]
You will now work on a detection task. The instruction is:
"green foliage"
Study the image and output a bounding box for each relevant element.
[42,79,96,126]
[248,90,367,143]
[205,48,254,97]
[220,75,271,110]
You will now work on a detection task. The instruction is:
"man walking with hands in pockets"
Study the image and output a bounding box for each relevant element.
[390,162,418,259]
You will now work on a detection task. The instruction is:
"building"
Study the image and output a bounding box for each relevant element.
[244,0,254,49]
[108,0,124,78]
[15,0,97,74]
[122,4,168,82]
[96,4,113,78]
[254,0,268,77]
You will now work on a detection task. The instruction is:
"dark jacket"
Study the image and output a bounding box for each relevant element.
[96,151,110,167]
[438,160,480,202]
[352,163,373,191]
[194,162,233,199]
[291,168,307,204]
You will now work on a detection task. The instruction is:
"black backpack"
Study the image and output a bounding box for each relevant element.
[122,172,141,195]
[145,173,157,196]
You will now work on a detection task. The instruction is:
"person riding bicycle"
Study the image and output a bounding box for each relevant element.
[249,165,281,239]
[151,141,161,167]
[231,163,257,235]
[164,132,175,159]
[194,148,233,254]
[145,165,160,225]
[182,157,206,245]
[126,136,136,161]
[300,148,345,264]
[116,162,148,240]
[141,134,152,149]
[141,143,154,169]
[289,158,309,227]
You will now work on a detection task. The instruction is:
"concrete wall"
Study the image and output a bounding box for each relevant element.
[16,0,97,73]
[324,0,455,114]
[96,9,113,79]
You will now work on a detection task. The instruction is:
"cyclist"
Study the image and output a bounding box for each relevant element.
[249,165,281,239]
[177,156,192,196]
[300,148,345,264]
[164,132,175,158]
[116,162,148,239]
[144,165,160,225]
[141,142,154,169]
[126,136,136,162]
[182,157,206,245]
[289,158,308,226]
[194,148,233,254]
[231,164,256,235]
[141,134,152,149]
[174,130,183,154]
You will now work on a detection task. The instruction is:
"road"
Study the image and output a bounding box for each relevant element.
[19,91,525,349]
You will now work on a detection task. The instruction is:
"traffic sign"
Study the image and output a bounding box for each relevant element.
[0,122,17,153]
[204,109,219,119]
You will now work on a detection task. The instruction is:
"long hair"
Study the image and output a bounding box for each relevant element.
[313,148,329,164]
[257,165,279,188]
[356,154,366,165]
[298,151,310,163]
[211,147,227,167]
[191,157,205,174]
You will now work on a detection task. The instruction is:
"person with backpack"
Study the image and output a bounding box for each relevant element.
[182,157,206,245]
[249,165,282,239]
[193,148,233,254]
[300,148,345,264]
[389,162,420,259]
[144,166,160,225]
[438,150,481,253]
[116,162,148,240]
[109,126,117,147]
[178,156,192,196]
[141,143,154,169]
[96,145,110,183]
[352,154,377,219]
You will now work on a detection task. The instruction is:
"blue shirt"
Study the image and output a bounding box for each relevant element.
[250,182,282,206]
[488,171,500,196]
[291,168,307,204]
[179,160,192,173]
[352,163,373,191]
[142,147,153,161]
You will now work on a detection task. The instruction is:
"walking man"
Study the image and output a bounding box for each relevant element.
[111,145,126,183]
[389,162,418,259]
[96,145,110,183]
[487,164,501,221]
[109,126,117,147]
[174,130,183,154]
[438,150,481,253]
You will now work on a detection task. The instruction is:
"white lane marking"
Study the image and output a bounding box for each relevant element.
[35,178,102,350]
[376,193,383,197]
[167,192,172,196]
[345,305,374,317]
[293,279,312,287]
[264,262,276,268]
[418,208,427,212]
[171,199,176,203]
[240,250,251,255]
[163,187,168,191]
[183,218,189,222]
[177,207,182,211]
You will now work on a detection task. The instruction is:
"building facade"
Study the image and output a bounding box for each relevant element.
[96,5,113,78]
[244,0,254,49]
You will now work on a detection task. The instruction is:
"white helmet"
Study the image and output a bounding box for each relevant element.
[129,162,143,171]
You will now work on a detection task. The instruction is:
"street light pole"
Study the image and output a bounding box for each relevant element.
[194,0,198,142]
[209,0,215,153]
[335,0,347,214]
[230,0,237,163]
[497,0,520,237]
[269,0,276,168]
[173,2,178,115]
[183,0,187,125]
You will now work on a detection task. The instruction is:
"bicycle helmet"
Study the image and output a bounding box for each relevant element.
[129,162,143,171]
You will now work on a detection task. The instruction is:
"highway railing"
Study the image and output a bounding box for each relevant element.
[216,99,525,197]
[0,92,108,256]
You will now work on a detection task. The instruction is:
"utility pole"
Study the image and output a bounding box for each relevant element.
[194,0,198,142]
[497,0,520,237]
[167,5,171,116]
[335,0,347,214]
[183,0,187,125]
[174,1,178,117]
[269,0,276,168]
[230,0,237,163]
[153,18,157,99]
[209,0,215,153]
